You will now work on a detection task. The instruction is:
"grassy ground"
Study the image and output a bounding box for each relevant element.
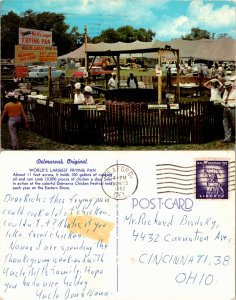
[64,67,156,78]
[1,123,234,151]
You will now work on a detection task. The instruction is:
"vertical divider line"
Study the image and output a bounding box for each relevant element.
[116,160,119,292]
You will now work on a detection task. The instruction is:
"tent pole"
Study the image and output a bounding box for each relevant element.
[117,55,120,88]
[157,49,162,144]
[158,50,162,105]
[176,49,180,102]
[84,25,88,85]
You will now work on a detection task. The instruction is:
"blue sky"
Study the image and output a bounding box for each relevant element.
[1,0,235,40]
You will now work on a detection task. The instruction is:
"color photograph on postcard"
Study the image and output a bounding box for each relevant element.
[0,1,235,300]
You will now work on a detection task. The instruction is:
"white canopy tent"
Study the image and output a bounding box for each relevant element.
[58,38,236,61]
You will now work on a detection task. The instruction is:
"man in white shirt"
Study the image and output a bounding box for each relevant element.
[221,81,236,143]
[108,73,118,90]
[204,78,223,105]
[74,82,85,104]
[229,75,236,90]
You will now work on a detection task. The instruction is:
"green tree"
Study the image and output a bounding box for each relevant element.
[92,28,120,43]
[135,28,155,42]
[20,10,37,28]
[1,10,81,58]
[216,33,232,39]
[1,11,21,59]
[181,27,211,40]
[117,26,137,42]
[91,26,155,43]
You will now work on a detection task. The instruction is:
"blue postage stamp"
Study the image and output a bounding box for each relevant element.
[196,160,228,199]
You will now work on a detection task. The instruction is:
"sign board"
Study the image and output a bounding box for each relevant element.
[15,66,28,78]
[78,105,106,111]
[148,104,168,110]
[148,104,179,110]
[19,28,52,46]
[15,45,57,64]
[96,104,106,111]
[169,103,179,109]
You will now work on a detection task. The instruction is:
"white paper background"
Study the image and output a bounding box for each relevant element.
[0,150,235,300]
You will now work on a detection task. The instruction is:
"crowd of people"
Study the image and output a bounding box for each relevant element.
[178,61,233,79]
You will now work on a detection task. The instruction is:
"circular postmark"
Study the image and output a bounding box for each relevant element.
[101,164,138,200]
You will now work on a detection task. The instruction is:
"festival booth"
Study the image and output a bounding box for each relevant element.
[82,42,181,106]
[29,43,225,146]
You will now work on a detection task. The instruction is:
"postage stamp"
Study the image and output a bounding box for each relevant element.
[196,160,228,199]
[101,163,138,200]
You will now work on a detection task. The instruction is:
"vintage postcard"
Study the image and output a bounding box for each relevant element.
[1,0,235,299]
[0,150,235,300]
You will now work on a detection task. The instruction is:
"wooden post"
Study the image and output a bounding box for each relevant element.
[158,50,162,105]
[117,55,120,88]
[176,49,180,102]
[48,66,52,97]
[157,49,162,144]
[84,25,88,86]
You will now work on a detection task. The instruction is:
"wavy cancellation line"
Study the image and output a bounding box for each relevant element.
[156,168,194,173]
[156,190,194,195]
[156,162,235,195]
[155,164,195,169]
[156,165,195,180]
[156,173,195,178]
[157,186,194,191]
[157,181,195,186]
[156,176,194,182]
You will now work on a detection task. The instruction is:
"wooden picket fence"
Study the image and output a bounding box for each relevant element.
[29,100,223,145]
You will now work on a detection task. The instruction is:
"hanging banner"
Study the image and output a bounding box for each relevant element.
[15,45,57,64]
[19,28,52,46]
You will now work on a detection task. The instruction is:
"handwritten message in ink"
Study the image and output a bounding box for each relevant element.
[2,190,115,299]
